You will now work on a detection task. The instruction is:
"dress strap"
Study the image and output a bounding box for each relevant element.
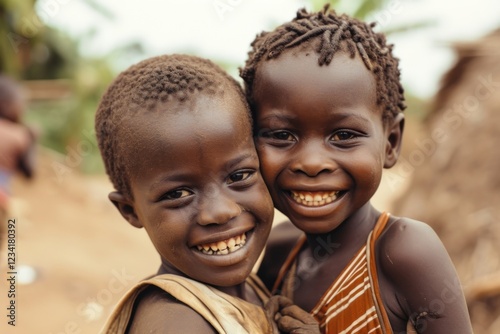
[367,212,393,333]
[271,234,307,294]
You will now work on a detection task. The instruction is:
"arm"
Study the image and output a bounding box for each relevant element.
[257,221,303,290]
[126,286,217,334]
[378,217,473,333]
[17,125,36,179]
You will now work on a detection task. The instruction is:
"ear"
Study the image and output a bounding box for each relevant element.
[384,113,405,168]
[108,191,143,229]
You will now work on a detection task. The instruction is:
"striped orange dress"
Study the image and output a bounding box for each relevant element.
[273,212,393,334]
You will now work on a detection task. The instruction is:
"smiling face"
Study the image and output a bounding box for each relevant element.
[113,90,274,287]
[252,50,401,234]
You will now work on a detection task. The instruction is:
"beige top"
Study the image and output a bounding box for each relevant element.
[100,273,275,334]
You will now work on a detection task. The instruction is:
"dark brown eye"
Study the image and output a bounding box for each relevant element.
[164,189,191,200]
[331,131,356,141]
[227,171,252,184]
[271,131,294,141]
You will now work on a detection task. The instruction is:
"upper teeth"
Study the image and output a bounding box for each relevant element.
[196,233,247,255]
[291,191,338,207]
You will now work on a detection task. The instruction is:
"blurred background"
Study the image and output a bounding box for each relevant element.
[0,0,499,332]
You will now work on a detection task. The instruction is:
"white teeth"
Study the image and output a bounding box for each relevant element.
[217,241,227,250]
[197,233,247,256]
[291,191,339,207]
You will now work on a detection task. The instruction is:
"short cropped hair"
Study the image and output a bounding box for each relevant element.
[95,54,249,199]
[240,5,406,121]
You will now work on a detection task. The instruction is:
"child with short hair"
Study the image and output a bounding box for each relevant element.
[240,5,473,334]
[95,54,279,333]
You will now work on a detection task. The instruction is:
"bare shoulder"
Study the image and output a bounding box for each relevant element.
[377,216,458,288]
[378,216,444,270]
[377,216,473,333]
[126,285,217,334]
[257,220,303,290]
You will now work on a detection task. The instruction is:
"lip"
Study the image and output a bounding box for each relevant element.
[191,228,255,267]
[282,188,346,218]
[190,225,253,248]
[289,190,339,207]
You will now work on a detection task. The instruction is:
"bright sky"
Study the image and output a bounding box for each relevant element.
[39,0,500,98]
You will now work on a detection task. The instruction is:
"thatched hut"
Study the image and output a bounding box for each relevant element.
[393,29,500,333]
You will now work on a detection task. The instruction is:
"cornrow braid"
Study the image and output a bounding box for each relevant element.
[95,54,249,199]
[240,4,406,121]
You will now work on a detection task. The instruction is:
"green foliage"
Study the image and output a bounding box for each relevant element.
[0,0,39,76]
[309,0,388,18]
[24,54,116,173]
[0,0,131,174]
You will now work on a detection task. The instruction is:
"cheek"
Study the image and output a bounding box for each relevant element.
[242,181,274,221]
[143,212,184,251]
[256,144,283,183]
[350,150,384,189]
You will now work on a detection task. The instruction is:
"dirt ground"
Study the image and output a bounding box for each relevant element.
[0,149,159,334]
[0,147,401,334]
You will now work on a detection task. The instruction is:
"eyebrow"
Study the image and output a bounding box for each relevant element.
[259,113,295,123]
[225,152,255,170]
[331,112,371,124]
[148,152,256,192]
[259,112,371,124]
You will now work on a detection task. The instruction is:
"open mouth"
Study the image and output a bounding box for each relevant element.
[290,190,341,207]
[195,232,247,255]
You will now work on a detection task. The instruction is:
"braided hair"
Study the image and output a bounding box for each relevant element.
[240,4,406,121]
[95,54,249,199]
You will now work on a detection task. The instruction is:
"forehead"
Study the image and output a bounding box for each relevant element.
[253,50,377,113]
[120,91,253,173]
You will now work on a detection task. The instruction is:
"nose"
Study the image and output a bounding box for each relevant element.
[197,187,241,226]
[290,140,336,177]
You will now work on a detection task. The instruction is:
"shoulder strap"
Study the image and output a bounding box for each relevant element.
[271,234,307,294]
[366,212,393,334]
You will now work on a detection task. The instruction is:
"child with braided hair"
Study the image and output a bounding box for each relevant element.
[241,5,473,334]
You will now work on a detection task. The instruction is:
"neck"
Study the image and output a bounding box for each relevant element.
[305,202,380,261]
[215,282,249,300]
[157,263,259,305]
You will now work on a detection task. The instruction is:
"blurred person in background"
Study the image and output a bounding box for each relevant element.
[0,75,37,249]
